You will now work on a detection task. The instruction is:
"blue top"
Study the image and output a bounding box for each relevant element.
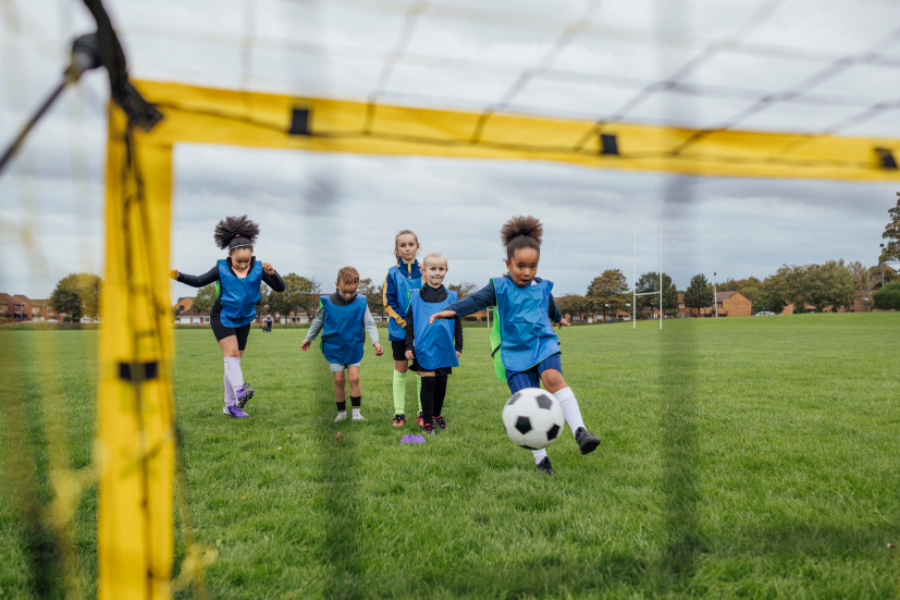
[410,288,459,371]
[490,277,560,380]
[319,294,368,365]
[217,259,263,328]
[383,259,422,341]
[445,276,562,323]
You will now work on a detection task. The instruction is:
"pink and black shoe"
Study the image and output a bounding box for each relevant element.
[223,405,249,418]
[236,383,255,409]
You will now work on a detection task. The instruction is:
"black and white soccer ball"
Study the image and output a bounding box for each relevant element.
[501,388,565,450]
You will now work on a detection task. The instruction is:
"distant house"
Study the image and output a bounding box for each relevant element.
[174,297,194,314]
[175,306,210,325]
[0,293,33,321]
[678,291,752,317]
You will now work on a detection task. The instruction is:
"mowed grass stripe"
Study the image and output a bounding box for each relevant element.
[0,313,898,599]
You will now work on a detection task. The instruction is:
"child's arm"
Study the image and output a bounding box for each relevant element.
[382,270,407,328]
[300,303,325,351]
[171,265,218,288]
[261,265,286,292]
[432,281,496,323]
[454,315,463,358]
[363,306,384,356]
[548,294,570,328]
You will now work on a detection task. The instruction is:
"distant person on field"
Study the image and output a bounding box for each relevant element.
[262,315,273,332]
[302,266,384,421]
[170,215,285,418]
[404,252,463,435]
[383,229,424,427]
[431,215,600,475]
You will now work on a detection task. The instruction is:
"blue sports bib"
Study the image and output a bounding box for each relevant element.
[410,289,459,371]
[320,295,368,365]
[217,259,263,328]
[491,277,559,380]
[387,265,421,340]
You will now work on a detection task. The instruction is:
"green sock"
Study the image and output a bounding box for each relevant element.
[417,375,423,414]
[393,370,407,415]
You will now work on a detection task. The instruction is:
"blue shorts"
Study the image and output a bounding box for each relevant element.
[506,353,562,394]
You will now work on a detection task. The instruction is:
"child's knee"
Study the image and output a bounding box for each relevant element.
[333,372,346,386]
[348,373,361,386]
[542,369,566,391]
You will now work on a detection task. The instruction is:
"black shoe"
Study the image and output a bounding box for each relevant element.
[423,423,435,436]
[575,427,600,455]
[434,415,447,430]
[536,456,554,475]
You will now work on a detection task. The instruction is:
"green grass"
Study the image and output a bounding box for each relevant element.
[2,314,899,599]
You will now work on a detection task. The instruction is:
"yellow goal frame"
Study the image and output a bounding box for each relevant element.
[99,79,900,600]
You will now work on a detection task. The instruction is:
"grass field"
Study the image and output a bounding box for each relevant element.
[1,314,899,599]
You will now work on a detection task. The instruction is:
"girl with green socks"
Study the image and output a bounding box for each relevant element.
[382,229,423,427]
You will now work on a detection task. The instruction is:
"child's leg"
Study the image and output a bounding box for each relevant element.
[541,365,600,454]
[419,372,435,428]
[333,369,347,415]
[433,374,448,417]
[393,357,408,415]
[223,371,236,408]
[508,368,549,466]
[347,366,363,419]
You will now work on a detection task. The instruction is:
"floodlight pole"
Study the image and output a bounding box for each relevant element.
[880,244,885,287]
[659,202,663,330]
[633,215,637,329]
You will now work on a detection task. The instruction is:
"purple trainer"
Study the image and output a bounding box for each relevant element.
[236,384,255,409]
[224,405,249,418]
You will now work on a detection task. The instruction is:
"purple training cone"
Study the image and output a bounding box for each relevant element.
[400,434,426,444]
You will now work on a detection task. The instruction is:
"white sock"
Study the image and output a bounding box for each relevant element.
[223,371,236,407]
[554,387,586,438]
[532,448,548,464]
[223,357,244,400]
[352,407,361,417]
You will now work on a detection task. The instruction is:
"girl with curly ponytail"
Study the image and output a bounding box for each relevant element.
[170,215,286,418]
[429,215,600,474]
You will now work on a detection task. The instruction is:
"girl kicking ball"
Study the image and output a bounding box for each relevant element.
[171,215,286,418]
[431,215,600,475]
[404,252,463,435]
[383,229,424,427]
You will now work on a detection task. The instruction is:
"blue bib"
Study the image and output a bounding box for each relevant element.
[491,277,559,381]
[411,288,459,371]
[387,265,421,340]
[217,259,263,328]
[320,295,368,365]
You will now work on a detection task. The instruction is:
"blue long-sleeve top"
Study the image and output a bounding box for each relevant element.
[446,276,562,322]
[382,258,422,330]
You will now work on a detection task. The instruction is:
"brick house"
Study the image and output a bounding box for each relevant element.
[29,298,64,321]
[678,291,752,317]
[0,293,33,321]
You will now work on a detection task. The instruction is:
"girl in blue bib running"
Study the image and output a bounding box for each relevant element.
[171,216,286,418]
[404,252,463,435]
[430,215,600,475]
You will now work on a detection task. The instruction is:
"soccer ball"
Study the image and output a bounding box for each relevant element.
[501,388,565,450]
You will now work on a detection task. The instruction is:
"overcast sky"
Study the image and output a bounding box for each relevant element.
[1,0,898,300]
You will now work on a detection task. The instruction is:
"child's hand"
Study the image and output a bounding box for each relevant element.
[300,339,311,351]
[169,269,178,280]
[405,350,414,360]
[262,262,275,275]
[429,310,456,324]
[374,342,384,356]
[456,351,461,359]
[557,318,571,328]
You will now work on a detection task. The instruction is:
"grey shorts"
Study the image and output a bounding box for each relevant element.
[330,362,361,372]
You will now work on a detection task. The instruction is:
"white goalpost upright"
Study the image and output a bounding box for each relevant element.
[632,207,664,331]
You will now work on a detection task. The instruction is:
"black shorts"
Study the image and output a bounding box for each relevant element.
[410,359,453,376]
[210,316,251,351]
[392,340,409,361]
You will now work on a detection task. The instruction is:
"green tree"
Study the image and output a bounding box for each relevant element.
[683,274,714,313]
[873,282,900,310]
[769,261,854,313]
[192,284,217,314]
[878,192,900,268]
[49,288,83,320]
[555,294,590,321]
[267,274,321,318]
[49,272,102,319]
[634,271,677,317]
[587,269,629,322]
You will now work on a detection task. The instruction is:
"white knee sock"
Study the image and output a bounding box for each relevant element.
[223,357,244,400]
[532,448,548,464]
[223,371,236,407]
[554,387,586,437]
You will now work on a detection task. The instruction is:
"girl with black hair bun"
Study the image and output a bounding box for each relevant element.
[171,215,286,418]
[430,215,600,475]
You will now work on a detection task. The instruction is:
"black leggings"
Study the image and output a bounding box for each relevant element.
[210,316,251,351]
[420,375,448,426]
